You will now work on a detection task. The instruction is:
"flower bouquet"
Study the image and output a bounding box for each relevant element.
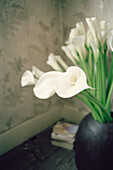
[21,17,113,124]
[21,17,113,169]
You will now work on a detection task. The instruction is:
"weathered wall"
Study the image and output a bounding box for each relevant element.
[0,0,62,134]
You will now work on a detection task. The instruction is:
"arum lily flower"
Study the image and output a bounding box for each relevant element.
[76,22,85,36]
[68,28,79,43]
[72,35,86,58]
[21,70,35,87]
[54,55,68,70]
[33,71,63,99]
[109,30,113,51]
[61,46,75,64]
[47,53,63,71]
[32,66,44,79]
[67,44,79,61]
[86,30,99,60]
[86,17,98,47]
[67,21,85,44]
[55,66,91,98]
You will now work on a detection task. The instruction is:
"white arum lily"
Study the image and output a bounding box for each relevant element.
[76,22,85,36]
[68,28,78,43]
[72,35,86,58]
[98,20,110,47]
[86,30,99,60]
[33,71,63,99]
[21,70,35,87]
[67,22,85,44]
[67,44,79,61]
[109,30,113,51]
[61,46,75,64]
[86,17,98,47]
[47,53,63,71]
[54,55,68,70]
[55,66,91,98]
[32,66,44,79]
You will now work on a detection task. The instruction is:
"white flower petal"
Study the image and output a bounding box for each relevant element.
[67,22,85,44]
[21,70,35,87]
[86,17,98,46]
[67,44,78,61]
[69,28,79,40]
[32,66,44,79]
[72,35,86,57]
[76,21,85,35]
[61,46,75,64]
[54,55,68,70]
[47,53,63,71]
[109,30,113,51]
[90,41,99,60]
[55,66,90,98]
[100,20,108,31]
[33,71,63,99]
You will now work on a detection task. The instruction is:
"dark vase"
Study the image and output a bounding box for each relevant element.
[75,113,113,170]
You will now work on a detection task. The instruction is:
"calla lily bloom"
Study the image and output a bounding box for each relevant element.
[86,30,99,60]
[61,46,75,64]
[86,17,98,47]
[21,70,35,87]
[32,66,44,79]
[33,71,63,99]
[98,20,110,47]
[47,53,63,71]
[76,22,85,36]
[66,21,85,44]
[109,30,113,51]
[55,66,91,98]
[67,44,79,61]
[72,35,86,58]
[54,55,68,70]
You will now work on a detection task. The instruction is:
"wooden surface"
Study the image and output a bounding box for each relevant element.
[0,127,78,170]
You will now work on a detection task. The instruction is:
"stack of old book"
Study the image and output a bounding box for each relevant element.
[51,120,79,150]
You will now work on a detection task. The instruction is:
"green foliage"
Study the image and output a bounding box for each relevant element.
[76,43,113,123]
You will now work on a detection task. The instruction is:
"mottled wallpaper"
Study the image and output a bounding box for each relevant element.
[1,0,113,134]
[0,0,62,133]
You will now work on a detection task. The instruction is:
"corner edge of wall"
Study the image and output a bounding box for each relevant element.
[0,106,62,156]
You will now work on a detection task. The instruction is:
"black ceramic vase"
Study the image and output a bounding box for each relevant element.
[75,113,113,170]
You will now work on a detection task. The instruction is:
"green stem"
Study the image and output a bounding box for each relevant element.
[76,94,102,122]
[83,91,112,122]
[106,82,113,113]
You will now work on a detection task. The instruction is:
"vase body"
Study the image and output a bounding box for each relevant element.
[75,113,113,170]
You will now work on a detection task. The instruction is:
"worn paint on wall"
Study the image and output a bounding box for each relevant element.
[0,0,62,133]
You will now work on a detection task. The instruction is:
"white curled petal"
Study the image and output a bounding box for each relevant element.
[54,55,68,70]
[67,44,78,61]
[21,70,35,87]
[55,66,90,98]
[32,66,44,79]
[33,71,63,99]
[72,35,86,57]
[47,53,63,71]
[109,30,113,51]
[76,22,85,35]
[69,28,79,40]
[86,17,98,46]
[61,46,75,64]
[100,20,108,31]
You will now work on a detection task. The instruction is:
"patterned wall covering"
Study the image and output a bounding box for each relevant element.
[0,0,62,134]
[0,0,113,134]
